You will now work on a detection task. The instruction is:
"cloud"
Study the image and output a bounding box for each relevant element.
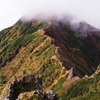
[0,0,100,30]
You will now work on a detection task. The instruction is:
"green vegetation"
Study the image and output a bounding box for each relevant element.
[0,76,7,87]
[0,20,63,98]
[0,18,100,100]
[52,76,66,92]
[41,59,62,89]
[58,72,100,100]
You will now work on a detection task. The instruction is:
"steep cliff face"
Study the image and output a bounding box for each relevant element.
[0,17,100,99]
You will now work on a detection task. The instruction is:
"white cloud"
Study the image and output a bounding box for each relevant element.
[0,0,100,30]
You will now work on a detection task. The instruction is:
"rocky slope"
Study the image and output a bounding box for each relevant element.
[0,16,100,100]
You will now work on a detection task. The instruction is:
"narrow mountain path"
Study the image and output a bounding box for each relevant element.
[45,48,69,91]
[45,68,69,92]
[29,37,48,57]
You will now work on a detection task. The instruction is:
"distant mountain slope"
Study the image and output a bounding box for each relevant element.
[44,20,100,77]
[0,16,100,100]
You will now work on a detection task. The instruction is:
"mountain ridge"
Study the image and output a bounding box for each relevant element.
[0,16,100,99]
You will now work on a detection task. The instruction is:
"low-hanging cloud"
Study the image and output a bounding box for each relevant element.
[0,0,100,31]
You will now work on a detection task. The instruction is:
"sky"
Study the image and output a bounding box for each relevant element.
[0,0,100,31]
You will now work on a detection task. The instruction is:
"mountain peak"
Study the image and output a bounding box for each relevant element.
[20,14,100,35]
[0,14,100,100]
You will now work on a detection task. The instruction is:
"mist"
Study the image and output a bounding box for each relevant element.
[0,0,100,31]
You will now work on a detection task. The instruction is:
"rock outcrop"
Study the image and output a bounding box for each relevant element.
[1,73,59,100]
[33,89,59,100]
[67,67,80,81]
[0,74,39,100]
[67,67,74,80]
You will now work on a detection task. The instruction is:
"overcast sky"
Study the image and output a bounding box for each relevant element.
[0,0,100,31]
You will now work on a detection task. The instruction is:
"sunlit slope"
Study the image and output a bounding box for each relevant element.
[0,20,64,92]
[58,65,100,100]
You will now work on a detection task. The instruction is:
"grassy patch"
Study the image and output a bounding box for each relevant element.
[52,76,66,92]
[58,72,100,100]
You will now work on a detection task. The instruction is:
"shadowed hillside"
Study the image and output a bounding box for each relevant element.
[44,21,100,77]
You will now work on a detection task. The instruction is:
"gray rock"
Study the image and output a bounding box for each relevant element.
[68,67,74,80]
[45,90,59,100]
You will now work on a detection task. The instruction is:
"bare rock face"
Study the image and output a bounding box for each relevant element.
[0,73,59,100]
[45,90,59,100]
[67,67,74,80]
[0,74,37,100]
[0,82,15,100]
[83,75,89,79]
[33,89,59,100]
[66,67,80,84]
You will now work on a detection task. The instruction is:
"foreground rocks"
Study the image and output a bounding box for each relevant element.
[0,74,59,100]
[33,89,59,100]
[1,74,36,100]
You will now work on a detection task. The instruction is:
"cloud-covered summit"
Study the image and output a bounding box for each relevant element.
[0,0,100,31]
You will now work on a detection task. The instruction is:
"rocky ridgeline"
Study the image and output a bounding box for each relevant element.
[84,65,100,79]
[1,73,59,100]
[32,89,58,100]
[1,74,37,100]
[67,67,80,81]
